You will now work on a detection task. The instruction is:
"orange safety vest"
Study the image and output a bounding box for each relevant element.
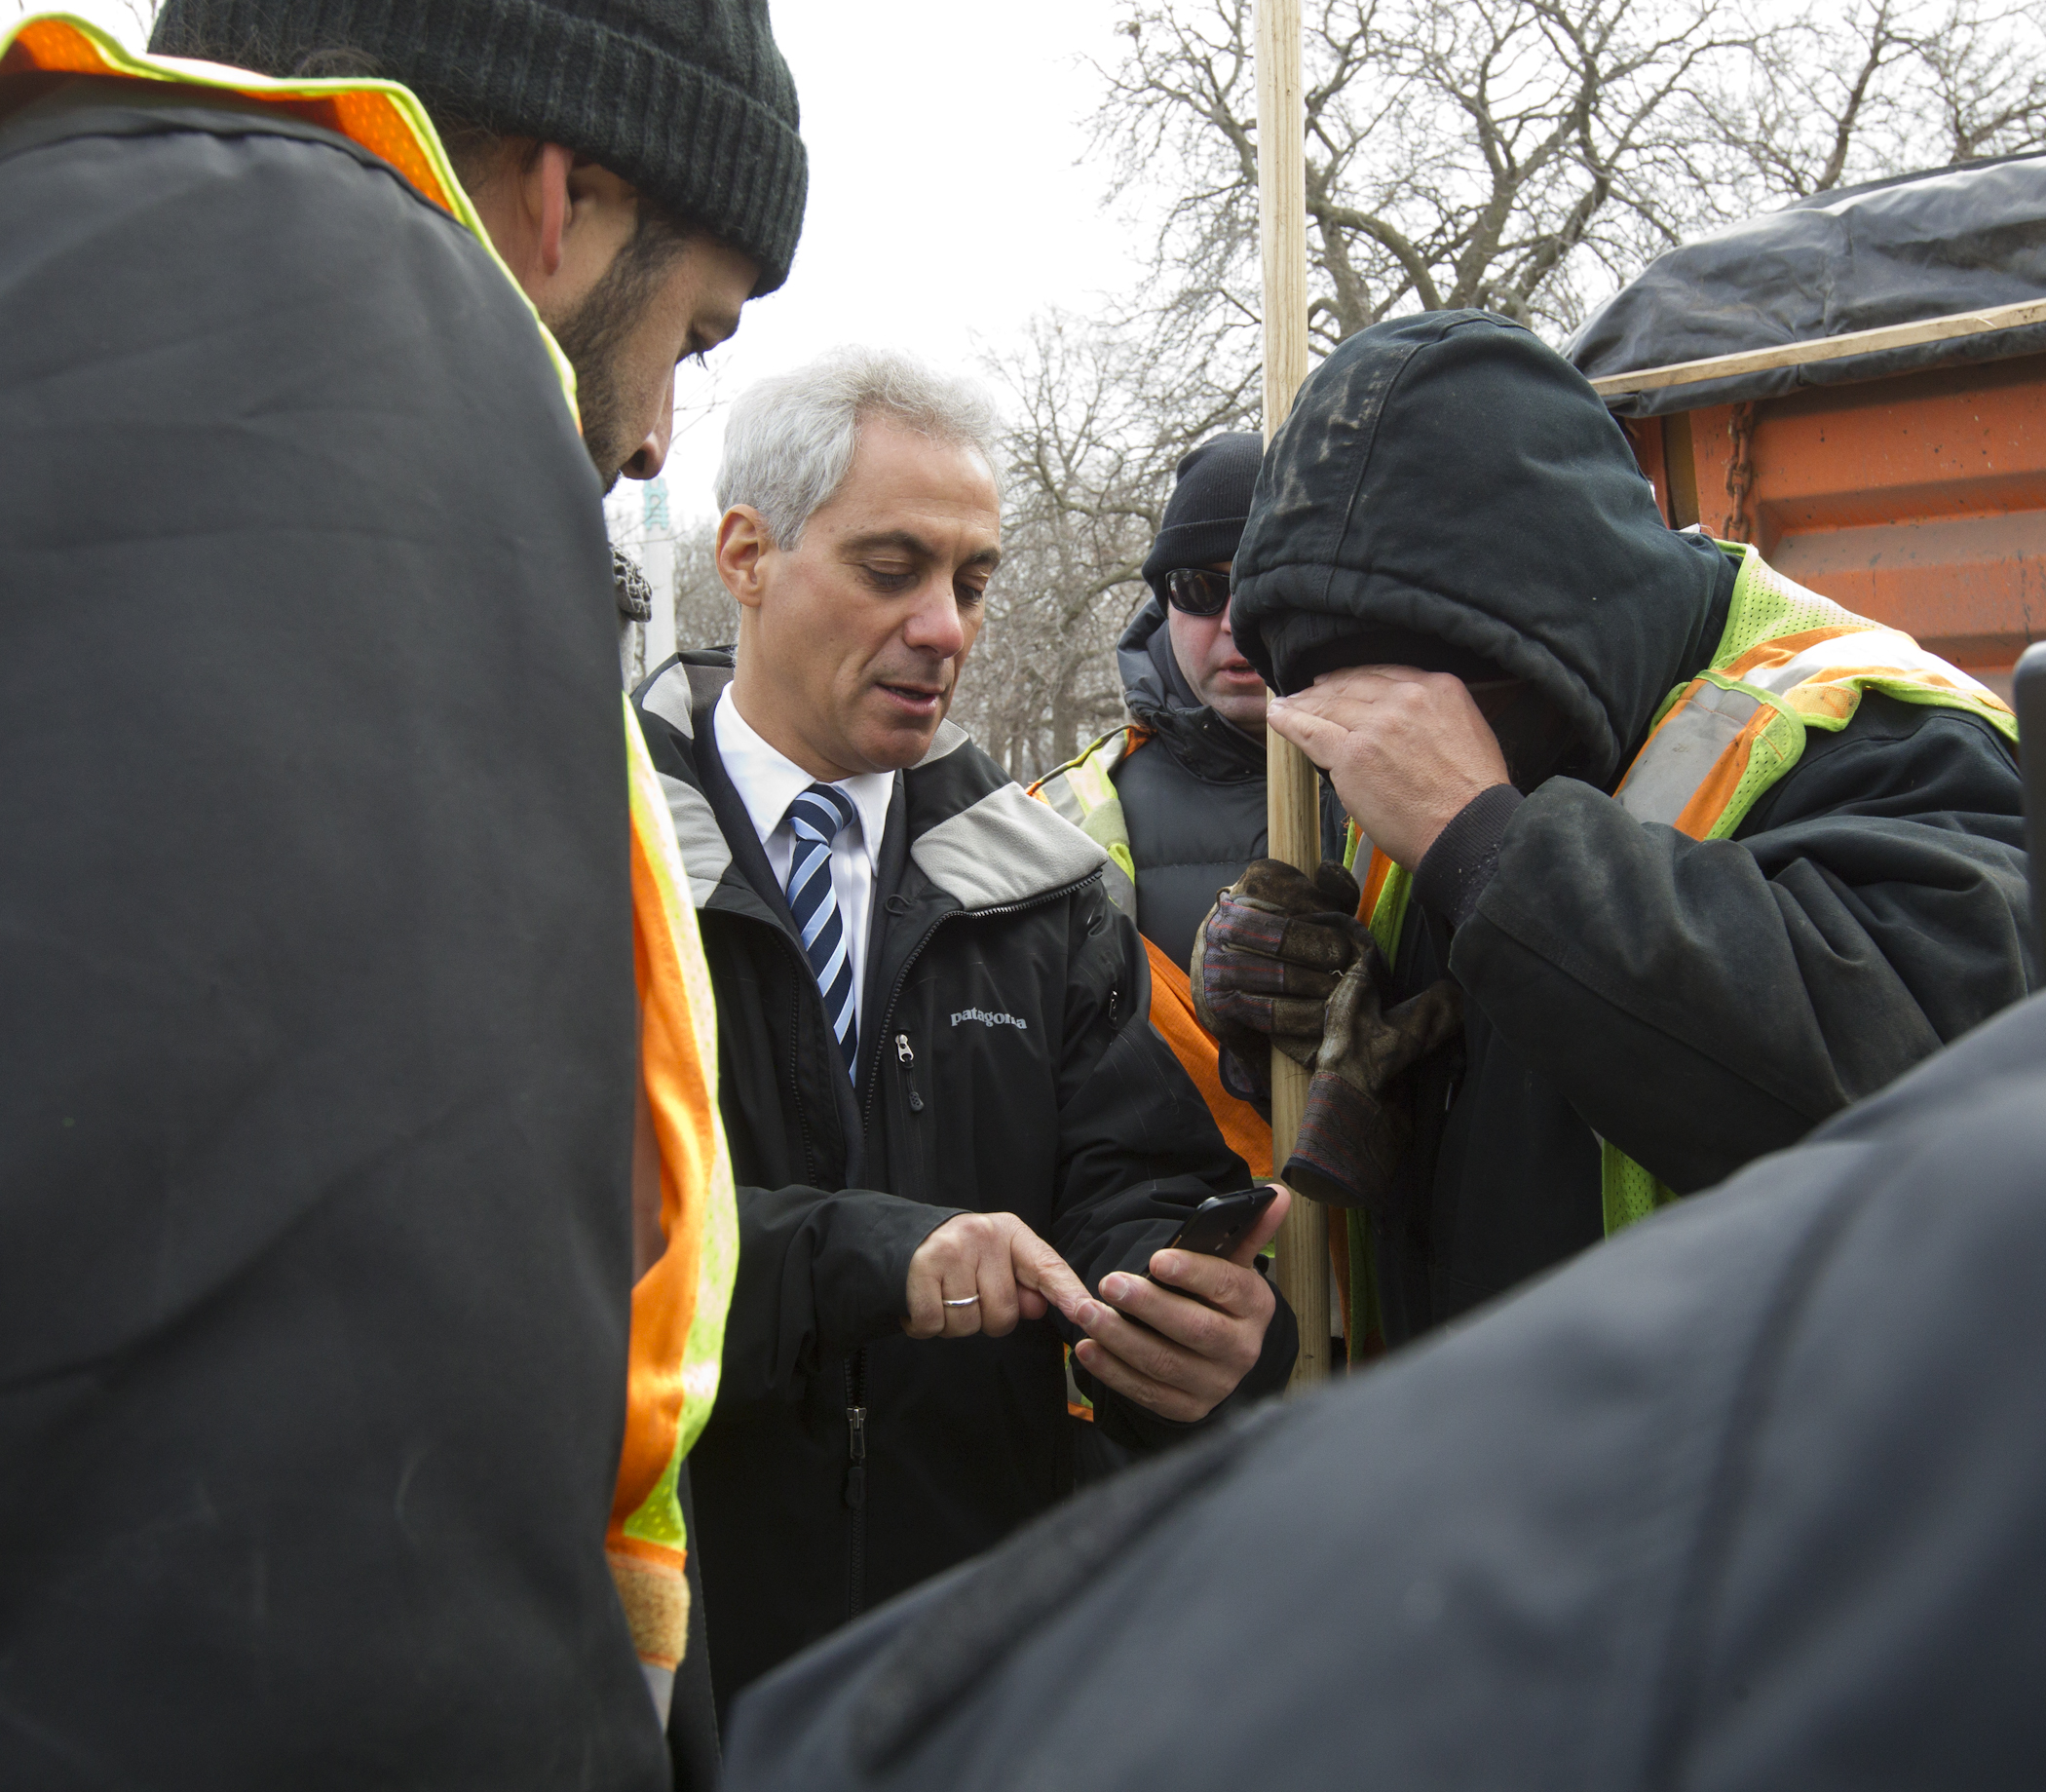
[1029,726,1282,1410]
[2,13,738,1681]
[1356,539,2018,1233]
[1028,725,1273,1180]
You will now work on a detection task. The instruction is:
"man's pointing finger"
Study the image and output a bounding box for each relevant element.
[1014,1237,1090,1322]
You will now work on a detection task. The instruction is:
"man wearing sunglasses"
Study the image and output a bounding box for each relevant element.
[1033,437,1298,1377]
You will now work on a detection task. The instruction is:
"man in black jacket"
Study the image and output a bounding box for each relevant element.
[1203,310,2031,1348]
[1,3,803,1785]
[631,346,1299,1713]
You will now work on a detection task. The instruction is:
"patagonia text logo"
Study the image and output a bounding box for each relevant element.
[951,1007,1028,1032]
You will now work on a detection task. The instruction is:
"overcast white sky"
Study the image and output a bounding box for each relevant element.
[655,0,1150,518]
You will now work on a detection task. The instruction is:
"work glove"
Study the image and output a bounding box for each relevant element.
[1283,945,1462,1211]
[1192,858,1369,1104]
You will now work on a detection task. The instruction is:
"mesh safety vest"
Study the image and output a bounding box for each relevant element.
[1356,540,2018,1239]
[2,13,739,1678]
[1032,725,1276,1411]
[1031,724,1152,917]
[1031,728,1274,1182]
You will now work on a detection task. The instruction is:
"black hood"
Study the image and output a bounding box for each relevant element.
[1118,596,1265,781]
[1231,311,1732,788]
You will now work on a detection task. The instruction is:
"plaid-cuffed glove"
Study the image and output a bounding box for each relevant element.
[1283,945,1462,1210]
[1192,858,1369,1104]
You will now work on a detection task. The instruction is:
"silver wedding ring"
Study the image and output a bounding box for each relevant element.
[942,1294,981,1308]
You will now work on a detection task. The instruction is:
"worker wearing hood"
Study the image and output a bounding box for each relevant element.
[1209,309,2032,1345]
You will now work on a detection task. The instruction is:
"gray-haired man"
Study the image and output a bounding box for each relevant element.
[630,347,1298,1709]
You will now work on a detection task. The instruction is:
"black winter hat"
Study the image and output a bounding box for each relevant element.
[150,0,808,293]
[1231,311,1730,786]
[1140,432,1264,596]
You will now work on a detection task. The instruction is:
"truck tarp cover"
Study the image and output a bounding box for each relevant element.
[1569,152,2046,416]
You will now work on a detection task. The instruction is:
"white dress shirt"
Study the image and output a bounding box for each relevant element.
[713,688,895,1035]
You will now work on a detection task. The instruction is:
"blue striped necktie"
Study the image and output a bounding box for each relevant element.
[784,782,860,1075]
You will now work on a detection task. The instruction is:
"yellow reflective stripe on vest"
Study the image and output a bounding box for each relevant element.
[1615,673,1806,842]
[1617,544,2015,845]
[1027,726,1147,916]
[1065,743,1121,816]
[613,699,740,1669]
[1,12,580,425]
[1603,543,2016,1233]
[1363,852,1412,961]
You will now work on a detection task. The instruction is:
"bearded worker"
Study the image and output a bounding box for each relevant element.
[0,2,803,1783]
[630,347,1299,1715]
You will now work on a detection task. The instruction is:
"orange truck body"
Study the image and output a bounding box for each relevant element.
[1623,355,2046,700]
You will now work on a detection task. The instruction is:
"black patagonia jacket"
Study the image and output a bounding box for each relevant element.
[1231,310,2034,1345]
[631,653,1298,1712]
[1114,598,1270,970]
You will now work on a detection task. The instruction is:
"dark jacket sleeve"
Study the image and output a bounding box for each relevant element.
[1450,697,2033,1191]
[1046,900,1300,1445]
[715,1183,959,1408]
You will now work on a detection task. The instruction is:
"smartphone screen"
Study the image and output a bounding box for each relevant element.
[1159,1188,1277,1262]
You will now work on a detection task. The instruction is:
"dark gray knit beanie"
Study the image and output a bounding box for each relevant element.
[1139,432,1265,596]
[150,0,808,292]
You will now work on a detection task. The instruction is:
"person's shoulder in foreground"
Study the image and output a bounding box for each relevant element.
[723,985,2046,1789]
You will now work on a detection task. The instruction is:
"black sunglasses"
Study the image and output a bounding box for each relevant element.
[1164,567,1232,618]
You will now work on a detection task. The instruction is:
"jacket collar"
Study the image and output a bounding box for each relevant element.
[640,651,1107,917]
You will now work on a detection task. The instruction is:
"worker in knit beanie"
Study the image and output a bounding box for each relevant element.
[1037,434,1274,976]
[1030,434,1307,1351]
[0,5,803,1788]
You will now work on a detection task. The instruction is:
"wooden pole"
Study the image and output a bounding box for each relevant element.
[1255,0,1329,1391]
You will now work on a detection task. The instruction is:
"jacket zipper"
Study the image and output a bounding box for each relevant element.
[815,871,1104,1626]
[787,973,816,1182]
[843,1352,868,1620]
[892,1030,933,1204]
[856,872,1102,1136]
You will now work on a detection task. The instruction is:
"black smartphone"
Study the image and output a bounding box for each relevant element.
[2016,642,2046,953]
[1123,1189,1278,1321]
[1157,1187,1278,1264]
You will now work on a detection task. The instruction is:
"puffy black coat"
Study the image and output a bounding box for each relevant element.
[0,78,663,1789]
[1114,599,1269,970]
[1231,311,2033,1343]
[723,986,2046,1792]
[631,654,1298,1713]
